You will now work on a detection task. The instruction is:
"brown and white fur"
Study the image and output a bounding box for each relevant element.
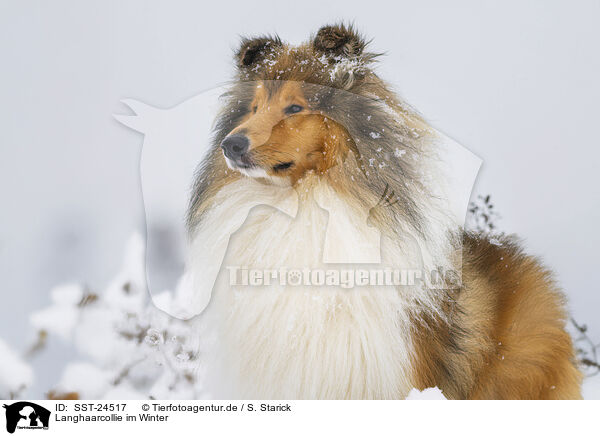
[186,24,582,399]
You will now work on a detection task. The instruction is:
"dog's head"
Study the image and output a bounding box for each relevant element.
[217,24,386,185]
[190,24,435,235]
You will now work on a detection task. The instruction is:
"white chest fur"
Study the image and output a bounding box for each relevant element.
[190,178,437,399]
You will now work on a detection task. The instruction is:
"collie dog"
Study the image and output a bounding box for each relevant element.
[186,24,582,399]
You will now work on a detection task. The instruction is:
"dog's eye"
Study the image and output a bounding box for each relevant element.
[252,105,258,114]
[285,104,304,115]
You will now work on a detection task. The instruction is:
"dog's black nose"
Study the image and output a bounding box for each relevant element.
[221,135,249,160]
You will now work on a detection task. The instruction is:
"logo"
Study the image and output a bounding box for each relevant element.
[3,402,50,433]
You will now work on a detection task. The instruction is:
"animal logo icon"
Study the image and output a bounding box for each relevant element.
[3,402,50,433]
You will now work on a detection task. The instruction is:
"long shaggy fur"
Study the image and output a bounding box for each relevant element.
[186,24,582,399]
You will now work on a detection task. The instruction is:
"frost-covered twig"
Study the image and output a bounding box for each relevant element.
[466,194,500,234]
[571,318,600,377]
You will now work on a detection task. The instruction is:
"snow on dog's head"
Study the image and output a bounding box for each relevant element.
[188,24,445,239]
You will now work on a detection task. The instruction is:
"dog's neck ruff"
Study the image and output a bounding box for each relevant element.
[186,174,455,399]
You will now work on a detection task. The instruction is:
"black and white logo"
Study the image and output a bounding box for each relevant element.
[3,402,50,433]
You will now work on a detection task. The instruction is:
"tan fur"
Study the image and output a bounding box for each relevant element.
[225,81,355,184]
[410,234,582,399]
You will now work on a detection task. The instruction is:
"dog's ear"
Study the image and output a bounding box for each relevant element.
[236,35,282,68]
[312,24,367,58]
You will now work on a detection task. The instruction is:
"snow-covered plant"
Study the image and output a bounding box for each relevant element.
[466,194,500,234]
[27,234,206,400]
[572,319,600,377]
[0,338,34,399]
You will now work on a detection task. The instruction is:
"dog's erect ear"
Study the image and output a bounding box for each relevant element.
[312,24,367,58]
[236,36,282,68]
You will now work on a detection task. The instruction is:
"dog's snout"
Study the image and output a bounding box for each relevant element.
[221,134,249,159]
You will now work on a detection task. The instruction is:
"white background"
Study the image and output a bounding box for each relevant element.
[1,0,599,396]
